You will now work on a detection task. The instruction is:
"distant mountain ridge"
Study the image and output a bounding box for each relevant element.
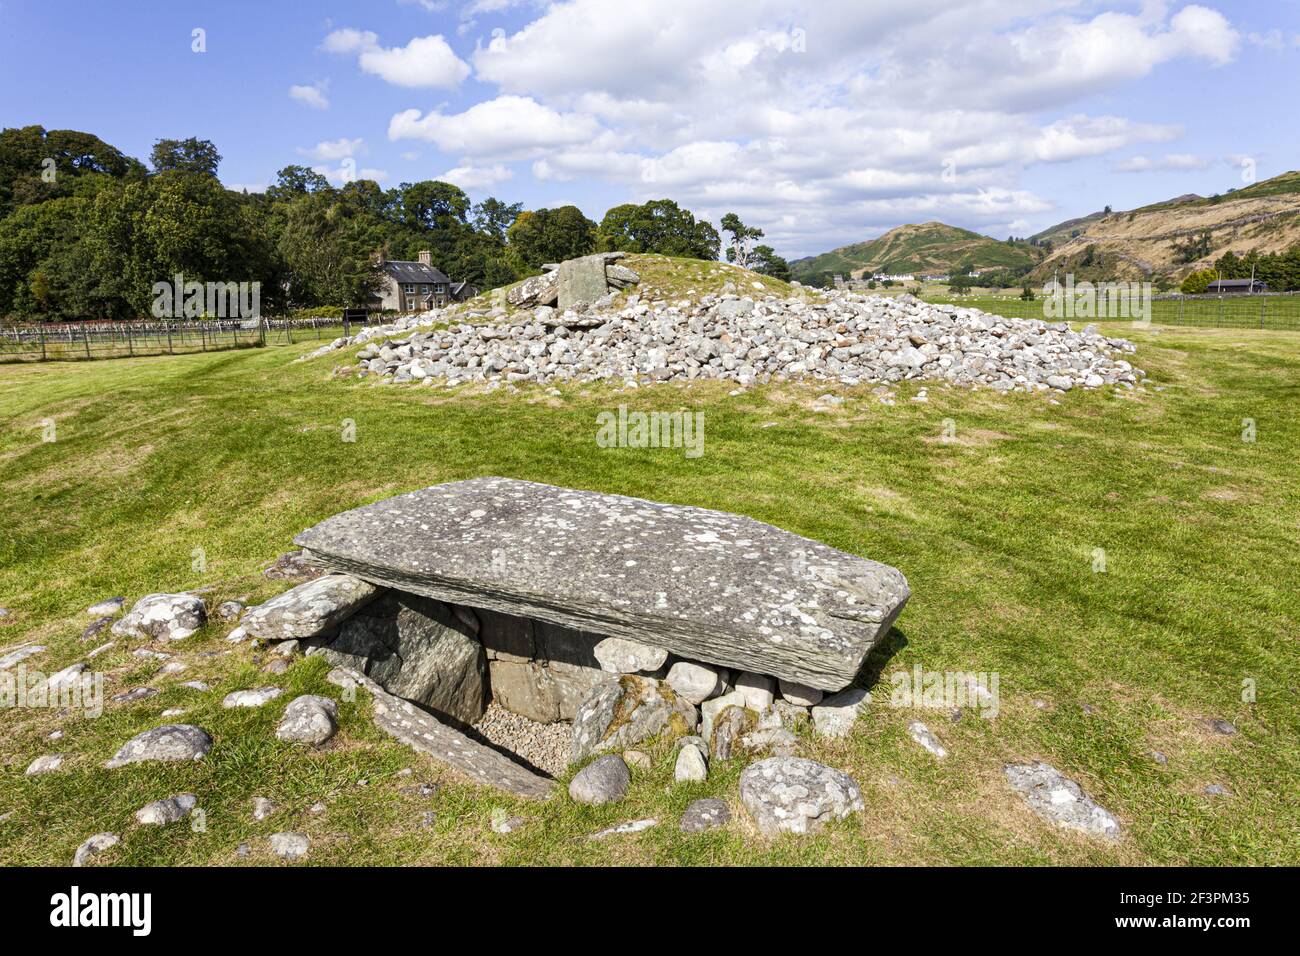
[792,170,1300,285]
[790,221,1039,282]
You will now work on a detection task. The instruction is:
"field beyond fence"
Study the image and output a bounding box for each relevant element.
[0,317,367,363]
[920,293,1300,331]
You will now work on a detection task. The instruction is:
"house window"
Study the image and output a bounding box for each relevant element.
[403,284,416,294]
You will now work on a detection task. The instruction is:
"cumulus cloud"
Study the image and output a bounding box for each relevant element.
[312,161,389,186]
[324,28,470,88]
[1115,153,1211,173]
[356,1,1250,255]
[388,95,602,160]
[298,137,364,162]
[439,163,515,190]
[288,81,329,110]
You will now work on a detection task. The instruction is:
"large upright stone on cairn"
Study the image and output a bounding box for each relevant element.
[557,254,613,311]
[295,478,910,691]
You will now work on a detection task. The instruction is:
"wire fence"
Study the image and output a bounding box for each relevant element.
[0,316,374,363]
[918,294,1300,331]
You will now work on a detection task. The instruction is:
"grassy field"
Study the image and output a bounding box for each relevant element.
[924,293,1300,331]
[1,321,1297,865]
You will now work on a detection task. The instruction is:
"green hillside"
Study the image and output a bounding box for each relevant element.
[791,221,1041,283]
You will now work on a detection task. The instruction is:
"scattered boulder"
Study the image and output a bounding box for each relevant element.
[111,593,207,641]
[105,724,212,768]
[907,721,947,759]
[1207,718,1237,736]
[222,687,283,709]
[25,754,66,775]
[491,809,525,834]
[111,687,159,704]
[740,756,865,837]
[263,550,325,582]
[1004,762,1121,841]
[570,675,698,762]
[593,637,668,675]
[269,832,310,860]
[252,797,277,821]
[135,793,198,825]
[80,617,115,642]
[666,660,728,705]
[276,695,339,745]
[73,832,120,867]
[46,663,88,692]
[215,600,246,622]
[680,798,730,833]
[623,749,651,771]
[86,597,125,617]
[0,644,44,670]
[241,574,377,641]
[568,754,630,805]
[590,818,656,840]
[674,743,708,783]
[812,687,869,738]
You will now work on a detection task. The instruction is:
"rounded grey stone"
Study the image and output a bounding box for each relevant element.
[135,793,198,825]
[105,724,212,768]
[276,694,339,745]
[568,754,630,805]
[680,797,730,833]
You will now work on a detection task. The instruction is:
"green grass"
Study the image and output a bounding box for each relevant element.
[1,324,1298,865]
[922,294,1300,331]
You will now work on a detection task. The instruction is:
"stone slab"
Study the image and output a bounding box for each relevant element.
[331,667,553,800]
[295,477,910,691]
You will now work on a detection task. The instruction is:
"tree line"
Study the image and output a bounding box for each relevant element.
[0,126,789,322]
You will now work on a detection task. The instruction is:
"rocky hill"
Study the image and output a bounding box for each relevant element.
[1026,170,1300,282]
[790,222,1042,284]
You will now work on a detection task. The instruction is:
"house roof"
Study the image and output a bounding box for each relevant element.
[1207,278,1264,288]
[383,260,451,284]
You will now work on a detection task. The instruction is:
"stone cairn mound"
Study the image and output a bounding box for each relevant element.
[233,477,908,814]
[306,255,1142,392]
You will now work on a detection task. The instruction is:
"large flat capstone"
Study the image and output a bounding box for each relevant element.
[295,478,909,691]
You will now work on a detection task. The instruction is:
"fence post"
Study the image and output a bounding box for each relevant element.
[83,327,91,359]
[200,322,207,351]
[126,323,134,356]
[39,325,46,361]
[1260,299,1266,331]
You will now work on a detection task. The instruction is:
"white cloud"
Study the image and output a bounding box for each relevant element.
[299,137,364,162]
[288,81,330,110]
[346,2,1252,255]
[324,28,470,88]
[312,162,389,186]
[388,95,601,159]
[1115,153,1211,173]
[439,163,514,190]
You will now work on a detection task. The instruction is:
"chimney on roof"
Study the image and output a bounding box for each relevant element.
[418,250,432,267]
[373,248,386,266]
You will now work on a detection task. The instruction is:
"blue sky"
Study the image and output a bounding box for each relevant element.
[1,0,1297,258]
